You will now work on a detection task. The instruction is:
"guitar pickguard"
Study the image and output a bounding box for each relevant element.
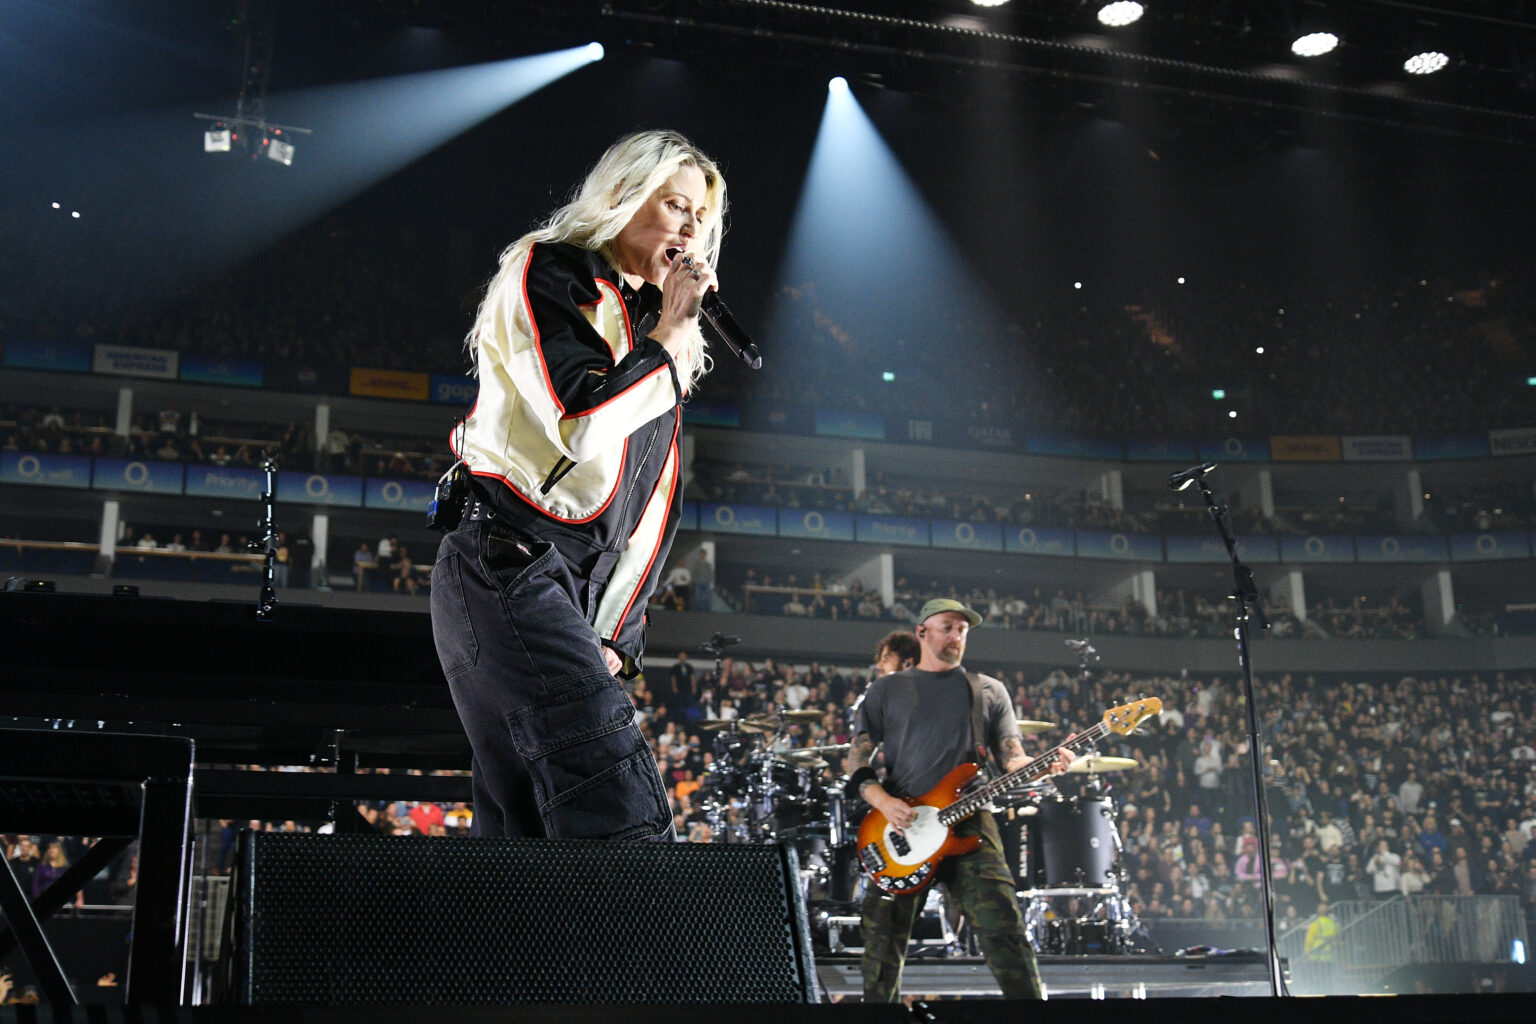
[883,805,947,866]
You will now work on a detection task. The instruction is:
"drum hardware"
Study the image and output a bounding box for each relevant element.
[1012,787,1143,956]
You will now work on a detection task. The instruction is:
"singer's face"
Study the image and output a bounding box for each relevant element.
[613,164,708,287]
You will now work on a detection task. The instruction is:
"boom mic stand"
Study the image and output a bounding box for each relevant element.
[1176,464,1288,996]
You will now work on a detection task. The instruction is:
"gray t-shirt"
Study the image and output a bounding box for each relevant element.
[855,666,1022,798]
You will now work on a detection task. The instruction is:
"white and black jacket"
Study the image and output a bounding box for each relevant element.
[452,241,685,673]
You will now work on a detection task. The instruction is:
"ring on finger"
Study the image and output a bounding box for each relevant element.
[690,270,701,281]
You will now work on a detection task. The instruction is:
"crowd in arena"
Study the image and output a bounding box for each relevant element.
[15,649,1529,945]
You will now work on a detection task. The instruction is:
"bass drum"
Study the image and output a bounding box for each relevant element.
[1015,797,1118,890]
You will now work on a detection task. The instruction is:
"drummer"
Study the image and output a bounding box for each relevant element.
[873,630,921,678]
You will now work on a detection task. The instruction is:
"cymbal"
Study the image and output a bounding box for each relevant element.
[803,743,850,754]
[696,718,771,733]
[1017,720,1056,735]
[775,751,828,769]
[742,710,822,728]
[1065,754,1138,774]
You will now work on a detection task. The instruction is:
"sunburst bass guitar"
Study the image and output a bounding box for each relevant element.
[855,697,1162,894]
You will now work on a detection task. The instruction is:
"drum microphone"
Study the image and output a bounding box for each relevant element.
[667,248,762,370]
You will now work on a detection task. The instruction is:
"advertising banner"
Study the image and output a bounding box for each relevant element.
[930,519,1004,552]
[1075,530,1163,561]
[1354,534,1448,563]
[93,344,178,380]
[92,458,184,494]
[3,338,92,372]
[1489,428,1536,457]
[1166,534,1280,563]
[681,402,741,428]
[180,354,263,388]
[1341,435,1413,461]
[698,503,777,536]
[363,477,436,513]
[185,466,265,499]
[777,508,855,542]
[1198,437,1271,462]
[1002,526,1076,557]
[1280,534,1356,563]
[277,472,365,508]
[0,451,91,489]
[815,409,886,441]
[855,514,929,547]
[1270,435,1342,461]
[1449,532,1531,562]
[1413,435,1488,460]
[429,374,479,408]
[350,367,430,402]
[1024,435,1123,460]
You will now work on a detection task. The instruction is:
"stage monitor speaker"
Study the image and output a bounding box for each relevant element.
[225,832,819,1005]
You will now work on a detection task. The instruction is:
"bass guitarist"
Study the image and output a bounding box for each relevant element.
[846,598,1072,1002]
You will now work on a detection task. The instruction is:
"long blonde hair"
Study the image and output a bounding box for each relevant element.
[469,129,727,394]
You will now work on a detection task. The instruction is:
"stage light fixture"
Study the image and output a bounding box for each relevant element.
[265,133,296,166]
[829,76,849,94]
[1097,3,1144,28]
[204,127,232,152]
[1404,50,1449,75]
[969,0,1011,7]
[1291,32,1339,58]
[585,41,605,61]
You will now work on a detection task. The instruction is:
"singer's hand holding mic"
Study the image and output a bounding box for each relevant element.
[665,247,762,370]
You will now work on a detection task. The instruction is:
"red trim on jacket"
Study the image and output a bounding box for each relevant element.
[559,364,671,422]
[605,418,682,641]
[467,439,627,526]
[521,242,567,417]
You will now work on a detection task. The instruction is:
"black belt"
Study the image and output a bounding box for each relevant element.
[463,495,498,523]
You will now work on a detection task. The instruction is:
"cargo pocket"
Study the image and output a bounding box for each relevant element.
[506,676,671,841]
[429,551,478,680]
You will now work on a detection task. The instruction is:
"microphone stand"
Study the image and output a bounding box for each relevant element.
[1187,470,1287,997]
[249,450,279,622]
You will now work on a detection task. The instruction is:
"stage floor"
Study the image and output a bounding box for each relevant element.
[815,951,1275,999]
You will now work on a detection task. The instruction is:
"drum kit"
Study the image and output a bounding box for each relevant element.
[693,710,1146,957]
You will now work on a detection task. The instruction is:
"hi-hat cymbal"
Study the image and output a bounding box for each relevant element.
[1065,754,1138,774]
[776,751,829,769]
[1017,720,1056,735]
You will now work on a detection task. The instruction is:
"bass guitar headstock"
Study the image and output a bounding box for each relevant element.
[1102,696,1162,736]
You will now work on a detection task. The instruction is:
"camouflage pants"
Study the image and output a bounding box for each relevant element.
[860,811,1043,1002]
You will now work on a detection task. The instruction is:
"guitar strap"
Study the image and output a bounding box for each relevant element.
[964,670,1000,781]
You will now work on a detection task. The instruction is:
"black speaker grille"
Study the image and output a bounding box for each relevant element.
[236,834,815,1004]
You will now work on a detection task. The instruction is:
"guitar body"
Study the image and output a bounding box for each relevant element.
[856,763,984,895]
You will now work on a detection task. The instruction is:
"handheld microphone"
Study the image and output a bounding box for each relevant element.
[666,248,762,370]
[1168,461,1217,492]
